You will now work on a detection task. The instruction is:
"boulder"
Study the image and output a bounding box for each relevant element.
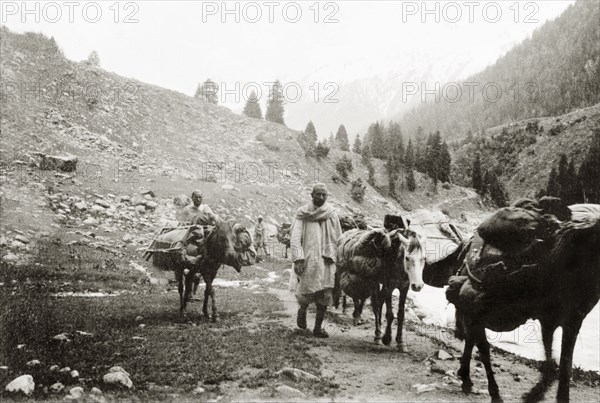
[95,199,111,208]
[14,235,30,244]
[275,385,305,398]
[67,386,85,400]
[74,201,87,211]
[103,368,132,389]
[5,374,35,396]
[40,154,78,172]
[49,382,64,393]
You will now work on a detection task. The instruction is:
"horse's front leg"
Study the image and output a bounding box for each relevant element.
[353,298,366,326]
[395,286,408,352]
[524,319,558,403]
[457,320,475,394]
[176,269,186,316]
[556,318,583,403]
[474,328,502,403]
[209,280,218,322]
[381,288,394,346]
[179,269,195,319]
[371,286,383,343]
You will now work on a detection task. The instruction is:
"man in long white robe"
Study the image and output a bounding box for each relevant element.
[290,183,342,337]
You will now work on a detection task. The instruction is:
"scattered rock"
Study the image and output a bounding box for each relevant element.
[103,370,133,389]
[135,316,144,323]
[67,386,85,400]
[276,367,320,382]
[83,217,99,225]
[49,365,59,372]
[192,386,205,395]
[49,382,64,393]
[70,370,79,379]
[411,383,437,394]
[74,201,88,211]
[2,254,19,264]
[275,384,306,398]
[145,201,158,210]
[90,387,103,395]
[95,199,111,208]
[5,374,35,396]
[25,359,41,368]
[59,367,71,374]
[14,235,30,244]
[437,349,453,360]
[141,190,156,198]
[53,333,71,342]
[122,234,133,243]
[135,205,146,214]
[40,154,78,172]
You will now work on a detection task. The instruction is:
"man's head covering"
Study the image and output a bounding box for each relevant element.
[191,190,203,198]
[258,216,263,221]
[311,183,328,194]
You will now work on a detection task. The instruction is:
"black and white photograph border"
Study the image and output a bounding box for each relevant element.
[0,0,599,401]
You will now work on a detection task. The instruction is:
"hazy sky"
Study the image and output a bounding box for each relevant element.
[3,1,576,107]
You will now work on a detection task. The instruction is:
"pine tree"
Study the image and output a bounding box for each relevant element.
[557,154,570,204]
[546,167,559,197]
[487,171,510,207]
[353,134,362,154]
[361,144,372,165]
[406,169,416,191]
[298,121,318,156]
[328,133,335,148]
[335,125,350,151]
[440,141,452,183]
[405,139,415,170]
[195,79,219,104]
[472,154,483,193]
[426,131,443,188]
[414,126,427,173]
[567,158,582,204]
[86,50,100,67]
[242,90,262,119]
[265,80,285,125]
[369,123,386,159]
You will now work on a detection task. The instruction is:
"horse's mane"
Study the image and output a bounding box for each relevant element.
[404,229,423,253]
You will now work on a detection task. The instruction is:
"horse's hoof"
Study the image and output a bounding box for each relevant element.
[382,334,392,346]
[374,338,381,345]
[397,343,407,353]
[211,315,218,323]
[491,396,504,403]
[461,383,473,394]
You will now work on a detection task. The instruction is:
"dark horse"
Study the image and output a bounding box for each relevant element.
[424,204,600,402]
[336,227,426,350]
[175,219,254,321]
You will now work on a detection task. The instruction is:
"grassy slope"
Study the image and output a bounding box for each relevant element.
[451,103,600,200]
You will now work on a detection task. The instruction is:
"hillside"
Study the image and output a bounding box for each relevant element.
[0,27,408,227]
[0,26,489,266]
[397,0,600,139]
[450,103,600,199]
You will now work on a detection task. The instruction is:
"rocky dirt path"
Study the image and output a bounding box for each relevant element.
[268,282,600,402]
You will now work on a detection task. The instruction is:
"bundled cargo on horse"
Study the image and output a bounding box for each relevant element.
[143,213,257,320]
[423,197,600,402]
[335,219,427,349]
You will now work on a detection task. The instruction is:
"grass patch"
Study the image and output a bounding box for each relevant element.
[0,280,334,400]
